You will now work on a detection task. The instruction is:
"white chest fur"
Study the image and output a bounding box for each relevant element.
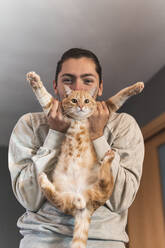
[53,120,98,193]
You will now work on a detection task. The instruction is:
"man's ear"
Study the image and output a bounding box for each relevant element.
[98,80,103,96]
[53,80,58,95]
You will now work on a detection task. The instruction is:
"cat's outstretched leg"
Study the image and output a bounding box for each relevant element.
[38,172,85,214]
[106,82,144,112]
[84,150,114,212]
[26,71,54,115]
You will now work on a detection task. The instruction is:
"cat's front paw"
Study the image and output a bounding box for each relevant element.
[26,71,42,89]
[131,82,144,95]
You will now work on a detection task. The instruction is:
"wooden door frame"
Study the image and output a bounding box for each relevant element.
[142,113,165,140]
[127,112,165,248]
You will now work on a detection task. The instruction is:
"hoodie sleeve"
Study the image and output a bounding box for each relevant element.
[92,113,145,213]
[8,113,65,212]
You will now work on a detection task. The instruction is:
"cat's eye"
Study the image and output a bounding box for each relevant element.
[84,99,89,103]
[71,99,77,103]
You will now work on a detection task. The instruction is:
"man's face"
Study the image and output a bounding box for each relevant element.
[53,57,103,100]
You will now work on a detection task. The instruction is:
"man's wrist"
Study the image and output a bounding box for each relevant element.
[90,132,103,141]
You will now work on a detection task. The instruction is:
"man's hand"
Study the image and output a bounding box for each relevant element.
[88,101,110,141]
[47,99,70,133]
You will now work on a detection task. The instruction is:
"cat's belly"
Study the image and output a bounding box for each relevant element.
[53,139,98,193]
[54,159,98,194]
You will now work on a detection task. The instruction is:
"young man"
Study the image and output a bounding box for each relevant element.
[8,48,144,248]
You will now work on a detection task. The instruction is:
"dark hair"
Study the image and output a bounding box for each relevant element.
[55,48,102,85]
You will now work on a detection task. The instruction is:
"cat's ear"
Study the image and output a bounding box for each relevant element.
[88,87,97,98]
[64,85,72,97]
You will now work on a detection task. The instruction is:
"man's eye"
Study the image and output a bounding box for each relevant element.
[71,99,77,103]
[62,78,72,84]
[84,79,93,84]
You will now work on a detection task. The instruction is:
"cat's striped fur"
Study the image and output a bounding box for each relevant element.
[26,72,144,248]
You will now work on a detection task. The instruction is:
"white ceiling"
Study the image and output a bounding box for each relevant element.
[0,0,165,145]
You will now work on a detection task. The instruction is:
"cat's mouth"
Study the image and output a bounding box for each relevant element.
[77,109,91,115]
[68,109,93,120]
[77,109,85,113]
[75,111,88,118]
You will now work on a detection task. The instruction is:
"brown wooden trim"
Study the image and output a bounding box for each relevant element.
[142,113,165,140]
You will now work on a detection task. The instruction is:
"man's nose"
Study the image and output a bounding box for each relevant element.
[71,80,84,91]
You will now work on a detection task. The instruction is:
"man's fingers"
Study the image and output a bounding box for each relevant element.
[56,102,64,119]
[101,101,107,109]
[49,99,59,118]
[96,102,102,113]
[97,101,106,114]
[57,101,63,113]
[101,101,109,115]
[95,101,109,118]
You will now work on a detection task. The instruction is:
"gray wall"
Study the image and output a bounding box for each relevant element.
[0,146,23,248]
[119,66,165,127]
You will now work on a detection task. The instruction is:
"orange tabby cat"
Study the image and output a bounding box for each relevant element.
[26,72,144,248]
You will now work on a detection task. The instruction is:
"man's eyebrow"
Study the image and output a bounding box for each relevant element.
[60,73,75,78]
[80,73,96,78]
[60,73,96,78]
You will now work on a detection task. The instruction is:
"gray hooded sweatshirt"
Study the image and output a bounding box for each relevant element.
[8,111,144,248]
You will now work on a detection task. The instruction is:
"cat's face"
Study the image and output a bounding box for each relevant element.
[62,89,97,120]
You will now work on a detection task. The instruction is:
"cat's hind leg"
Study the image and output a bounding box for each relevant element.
[95,149,114,202]
[84,150,115,212]
[38,172,54,193]
[98,149,115,189]
[38,172,85,214]
[38,172,59,206]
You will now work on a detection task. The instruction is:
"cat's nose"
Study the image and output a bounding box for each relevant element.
[78,104,83,110]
